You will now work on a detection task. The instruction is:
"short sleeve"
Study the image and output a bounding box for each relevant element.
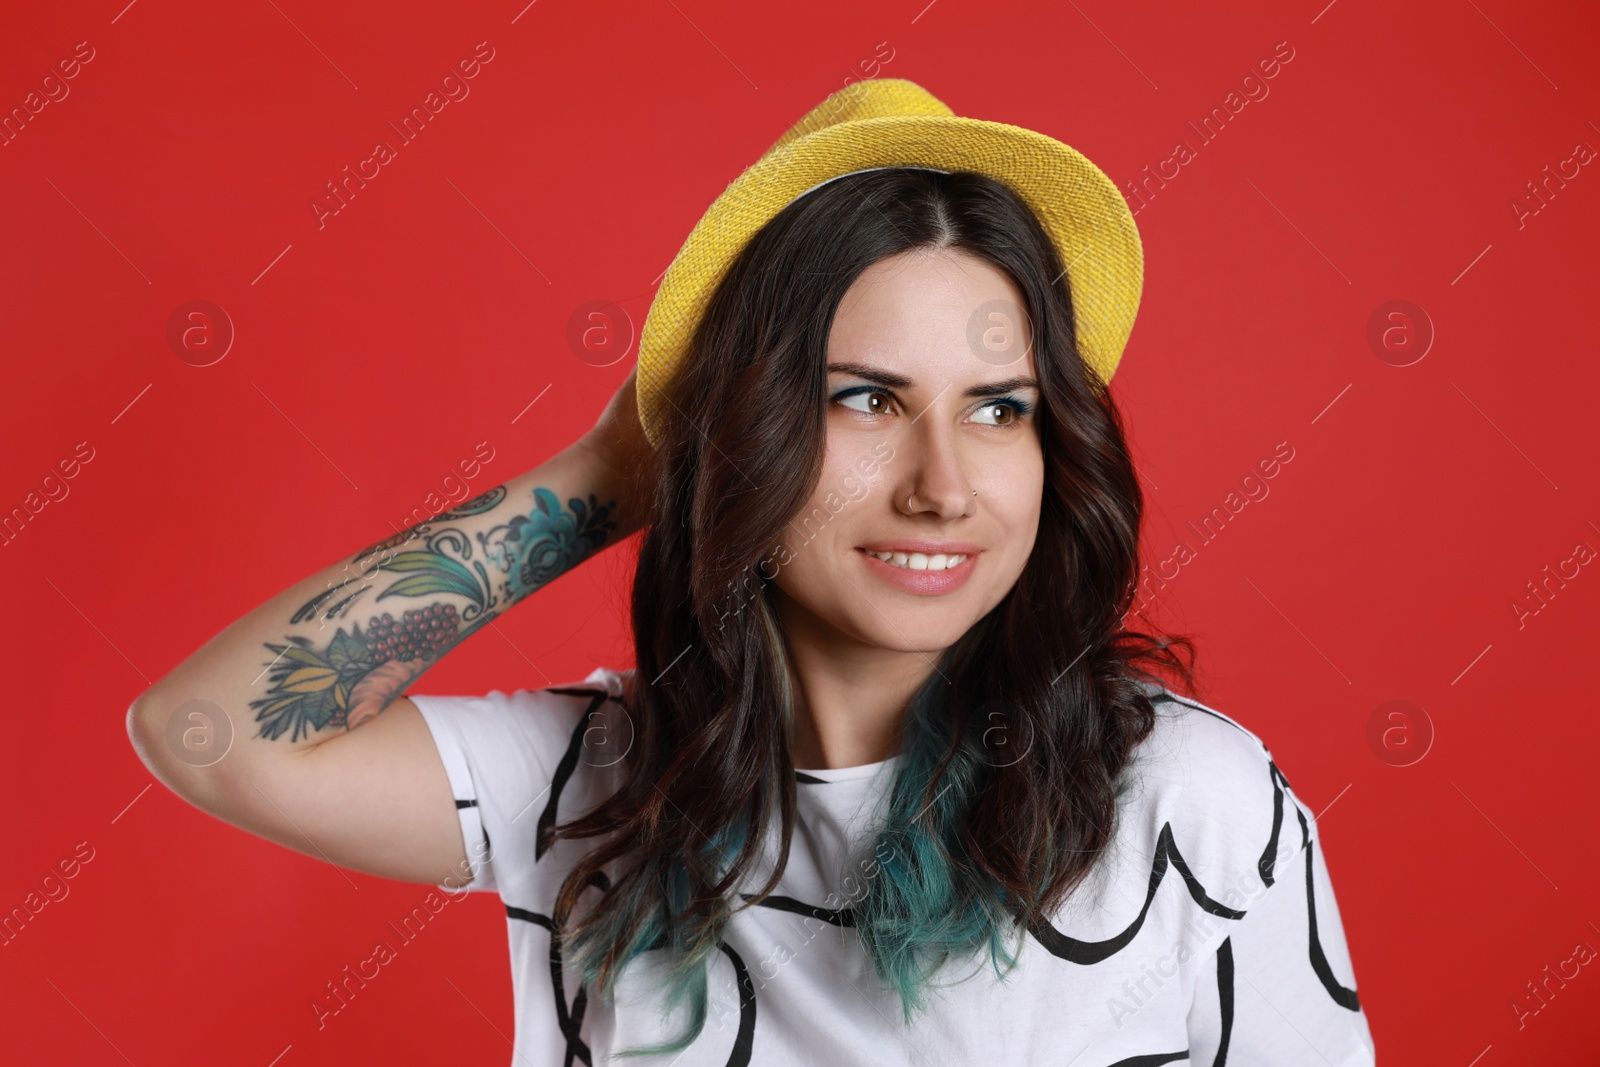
[1186,801,1376,1065]
[411,686,596,898]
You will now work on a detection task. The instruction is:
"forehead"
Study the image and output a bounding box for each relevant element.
[828,248,1036,381]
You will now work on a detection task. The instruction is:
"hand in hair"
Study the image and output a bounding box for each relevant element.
[576,364,659,540]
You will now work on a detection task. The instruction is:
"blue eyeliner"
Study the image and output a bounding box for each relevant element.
[830,386,1033,419]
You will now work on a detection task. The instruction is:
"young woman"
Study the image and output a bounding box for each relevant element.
[128,81,1375,1065]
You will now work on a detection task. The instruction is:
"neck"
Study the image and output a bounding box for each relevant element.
[772,587,938,770]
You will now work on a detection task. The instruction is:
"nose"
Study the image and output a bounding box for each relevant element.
[892,413,974,521]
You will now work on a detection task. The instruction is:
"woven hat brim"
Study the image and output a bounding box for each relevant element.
[636,113,1143,448]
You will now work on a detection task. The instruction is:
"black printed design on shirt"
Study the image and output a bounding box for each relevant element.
[1296,804,1361,1011]
[720,941,758,1067]
[740,893,855,927]
[1213,936,1235,1066]
[537,688,614,862]
[1105,1050,1190,1066]
[1028,822,1245,964]
[506,870,611,1067]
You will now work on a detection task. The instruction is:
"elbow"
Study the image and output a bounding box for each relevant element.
[126,695,168,777]
[125,693,214,810]
[125,692,250,811]
[126,691,203,782]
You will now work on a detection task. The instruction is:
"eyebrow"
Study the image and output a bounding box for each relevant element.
[827,362,1039,398]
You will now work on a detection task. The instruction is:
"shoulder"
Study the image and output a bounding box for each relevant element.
[1111,682,1311,904]
[1128,682,1287,813]
[408,667,635,899]
[1035,682,1342,966]
[410,665,636,812]
[410,665,631,749]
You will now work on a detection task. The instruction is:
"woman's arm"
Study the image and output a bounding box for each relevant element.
[126,371,656,886]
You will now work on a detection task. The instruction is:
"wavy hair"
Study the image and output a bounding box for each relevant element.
[544,167,1200,1056]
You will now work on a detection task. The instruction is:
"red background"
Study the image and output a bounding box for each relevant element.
[4,0,1598,1063]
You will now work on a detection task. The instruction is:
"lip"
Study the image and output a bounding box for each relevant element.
[857,539,984,555]
[855,546,979,596]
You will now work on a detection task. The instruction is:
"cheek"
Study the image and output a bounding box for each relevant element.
[990,476,1044,575]
[776,495,848,579]
[770,478,867,609]
[770,530,851,632]
[784,443,873,557]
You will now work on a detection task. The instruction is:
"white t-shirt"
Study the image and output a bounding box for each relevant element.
[413,668,1377,1066]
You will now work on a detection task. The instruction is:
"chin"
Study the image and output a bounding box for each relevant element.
[853,612,977,654]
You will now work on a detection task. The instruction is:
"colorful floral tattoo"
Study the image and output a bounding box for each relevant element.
[249,487,616,742]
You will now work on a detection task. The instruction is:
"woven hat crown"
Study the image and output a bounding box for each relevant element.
[634,78,1143,448]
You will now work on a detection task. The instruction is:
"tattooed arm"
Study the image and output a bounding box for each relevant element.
[126,370,655,886]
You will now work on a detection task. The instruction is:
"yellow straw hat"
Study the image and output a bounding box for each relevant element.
[635,77,1143,449]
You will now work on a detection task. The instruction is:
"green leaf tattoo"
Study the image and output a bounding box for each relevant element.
[288,487,512,628]
[251,486,617,742]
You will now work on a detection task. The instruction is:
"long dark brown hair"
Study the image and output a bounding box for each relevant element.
[546,167,1199,1056]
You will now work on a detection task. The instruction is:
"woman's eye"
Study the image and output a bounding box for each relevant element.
[971,399,1029,426]
[836,388,893,415]
[834,389,1032,425]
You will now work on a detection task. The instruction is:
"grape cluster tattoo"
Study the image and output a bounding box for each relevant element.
[249,487,617,742]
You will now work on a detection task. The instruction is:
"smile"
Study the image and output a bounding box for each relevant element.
[861,550,968,571]
[855,547,979,596]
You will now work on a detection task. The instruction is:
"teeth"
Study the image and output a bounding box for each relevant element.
[865,550,968,571]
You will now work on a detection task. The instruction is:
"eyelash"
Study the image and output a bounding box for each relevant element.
[830,386,1034,426]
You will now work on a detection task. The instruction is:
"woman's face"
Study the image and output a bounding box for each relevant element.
[768,247,1045,656]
